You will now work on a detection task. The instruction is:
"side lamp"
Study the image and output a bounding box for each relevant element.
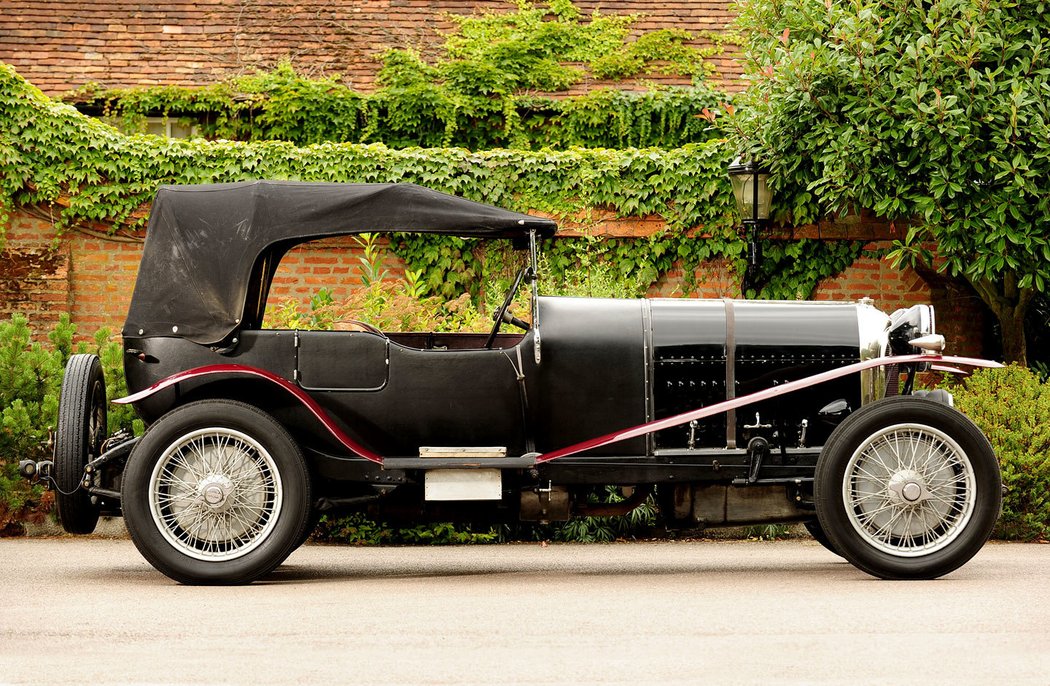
[727,157,772,293]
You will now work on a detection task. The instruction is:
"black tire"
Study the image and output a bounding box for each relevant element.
[803,519,842,558]
[121,400,311,585]
[295,506,322,549]
[54,354,106,534]
[814,397,1001,580]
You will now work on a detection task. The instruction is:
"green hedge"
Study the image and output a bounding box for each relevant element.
[947,366,1050,541]
[61,0,728,152]
[74,67,729,152]
[0,314,137,534]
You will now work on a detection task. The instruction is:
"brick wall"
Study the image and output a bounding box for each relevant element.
[0,1,743,97]
[269,236,407,307]
[2,207,987,357]
[4,214,133,336]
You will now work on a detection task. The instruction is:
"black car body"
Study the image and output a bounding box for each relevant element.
[34,182,1003,584]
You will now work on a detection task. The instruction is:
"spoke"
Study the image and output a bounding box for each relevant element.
[853,461,891,484]
[867,506,907,543]
[852,490,886,505]
[927,471,969,491]
[887,431,907,470]
[916,441,944,476]
[227,505,259,534]
[917,502,941,537]
[924,484,967,506]
[907,433,926,472]
[216,433,233,475]
[156,491,196,507]
[916,514,933,548]
[159,472,199,492]
[873,434,900,472]
[171,448,205,483]
[233,482,274,499]
[902,509,920,546]
[924,495,965,519]
[854,503,898,529]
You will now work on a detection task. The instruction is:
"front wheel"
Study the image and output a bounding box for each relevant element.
[814,397,1000,580]
[122,400,311,584]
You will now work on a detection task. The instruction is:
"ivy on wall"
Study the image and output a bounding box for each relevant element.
[71,65,728,152]
[68,0,730,151]
[0,63,863,300]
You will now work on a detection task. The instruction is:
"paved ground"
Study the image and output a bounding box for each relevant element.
[1,538,1048,685]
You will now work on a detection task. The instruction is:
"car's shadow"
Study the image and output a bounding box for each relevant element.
[88,542,928,586]
[261,559,858,584]
[260,541,868,584]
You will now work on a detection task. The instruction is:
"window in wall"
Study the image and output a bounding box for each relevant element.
[143,116,195,139]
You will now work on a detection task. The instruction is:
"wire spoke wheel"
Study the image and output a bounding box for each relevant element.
[844,423,975,557]
[815,397,1000,580]
[123,400,310,584]
[149,428,282,562]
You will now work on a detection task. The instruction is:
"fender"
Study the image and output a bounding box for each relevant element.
[116,355,1001,468]
[535,354,1002,463]
[114,364,383,463]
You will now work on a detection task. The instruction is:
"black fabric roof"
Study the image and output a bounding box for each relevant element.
[123,181,557,345]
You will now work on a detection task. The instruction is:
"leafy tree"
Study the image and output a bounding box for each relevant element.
[729,0,1050,363]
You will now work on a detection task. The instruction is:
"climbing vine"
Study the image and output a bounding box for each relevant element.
[67,0,730,151]
[0,63,864,300]
[71,65,728,151]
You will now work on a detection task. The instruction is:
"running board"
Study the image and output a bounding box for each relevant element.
[383,455,537,470]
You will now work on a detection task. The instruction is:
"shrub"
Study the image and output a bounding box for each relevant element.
[549,486,658,543]
[947,366,1050,541]
[312,513,498,546]
[0,314,64,532]
[0,313,140,534]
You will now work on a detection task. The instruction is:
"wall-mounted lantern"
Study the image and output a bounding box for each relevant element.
[727,157,772,293]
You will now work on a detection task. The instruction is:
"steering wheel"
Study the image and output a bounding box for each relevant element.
[336,318,386,336]
[484,266,530,349]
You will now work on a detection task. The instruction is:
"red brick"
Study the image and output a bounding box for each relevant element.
[0,0,743,95]
[4,206,989,356]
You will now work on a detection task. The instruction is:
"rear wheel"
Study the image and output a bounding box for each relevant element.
[122,400,311,584]
[54,354,106,534]
[815,397,1000,580]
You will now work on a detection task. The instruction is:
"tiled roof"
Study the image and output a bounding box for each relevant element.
[0,1,743,96]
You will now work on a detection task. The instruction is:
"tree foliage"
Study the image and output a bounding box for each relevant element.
[730,0,1050,363]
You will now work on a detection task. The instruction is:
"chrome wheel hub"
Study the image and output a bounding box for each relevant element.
[198,474,235,512]
[887,470,927,505]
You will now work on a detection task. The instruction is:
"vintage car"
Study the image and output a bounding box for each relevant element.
[23,181,1004,584]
